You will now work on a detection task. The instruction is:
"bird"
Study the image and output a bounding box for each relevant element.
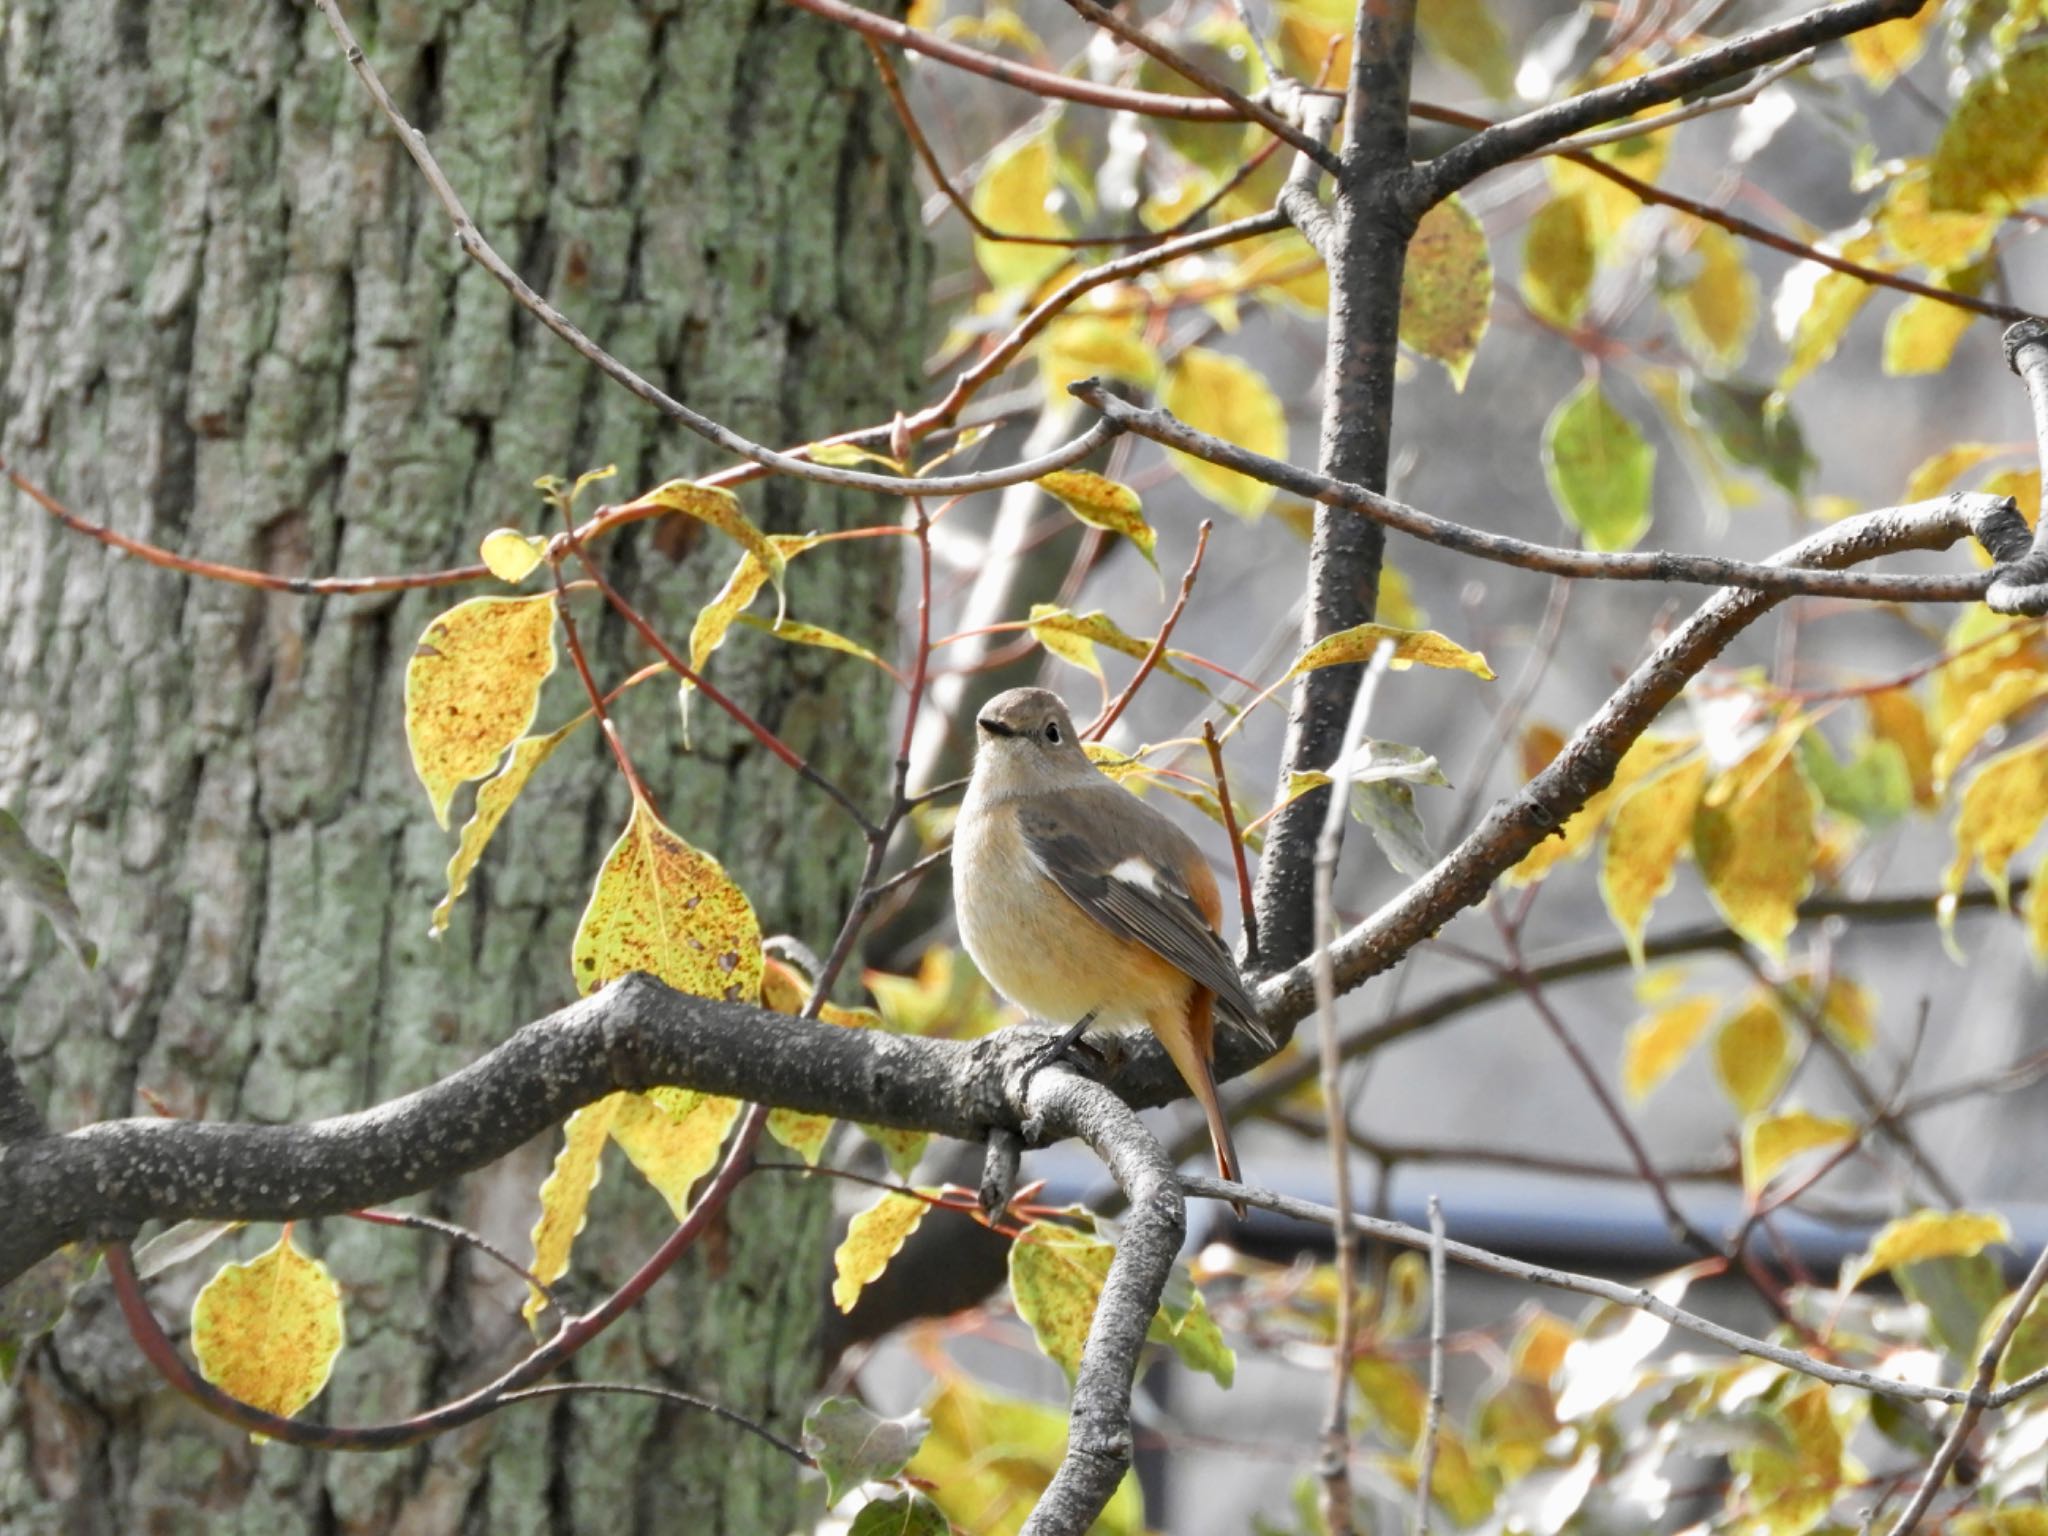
[951,686,1274,1214]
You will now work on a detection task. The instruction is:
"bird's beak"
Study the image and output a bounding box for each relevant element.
[977,717,1018,739]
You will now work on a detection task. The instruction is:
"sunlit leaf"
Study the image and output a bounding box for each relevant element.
[190,1230,344,1425]
[1039,315,1159,406]
[1161,347,1288,518]
[1670,221,1757,371]
[911,1377,1142,1536]
[972,131,1070,291]
[404,595,558,828]
[1010,1220,1116,1382]
[1400,194,1492,389]
[572,795,764,1003]
[1543,378,1655,552]
[733,615,890,673]
[1845,1209,2011,1290]
[688,531,825,681]
[1847,7,1938,84]
[1884,293,1977,377]
[1879,165,2001,271]
[611,479,788,622]
[1741,1109,1855,1192]
[1027,605,1205,692]
[1867,688,1937,808]
[479,528,548,584]
[1284,622,1494,681]
[1036,470,1157,570]
[1621,994,1716,1102]
[833,1190,932,1314]
[1933,668,2048,791]
[1930,45,2048,214]
[1506,733,1691,886]
[1713,997,1791,1117]
[1774,230,1886,390]
[1601,754,1708,965]
[1946,735,2048,905]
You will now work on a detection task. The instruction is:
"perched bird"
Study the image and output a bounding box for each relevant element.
[952,686,1273,1211]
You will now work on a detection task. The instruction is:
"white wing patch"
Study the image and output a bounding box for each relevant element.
[1109,856,1163,894]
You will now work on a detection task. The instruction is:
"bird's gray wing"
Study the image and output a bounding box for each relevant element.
[1016,793,1270,1045]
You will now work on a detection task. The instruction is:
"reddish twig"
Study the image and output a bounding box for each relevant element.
[1204,720,1259,965]
[1086,519,1212,739]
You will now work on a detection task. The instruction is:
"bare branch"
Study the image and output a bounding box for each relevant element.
[1988,319,2048,615]
[1415,1196,1447,1536]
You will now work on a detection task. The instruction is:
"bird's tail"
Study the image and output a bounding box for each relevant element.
[1155,991,1249,1219]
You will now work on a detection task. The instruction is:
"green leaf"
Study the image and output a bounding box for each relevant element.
[848,1493,950,1536]
[1542,378,1655,552]
[1899,1252,2008,1358]
[1416,0,1514,95]
[1010,1221,1115,1382]
[1684,378,1811,496]
[0,808,97,971]
[1798,731,1910,827]
[1350,780,1435,876]
[802,1396,931,1505]
[1400,194,1492,389]
[1149,1263,1236,1387]
[0,1245,98,1381]
[1930,45,2048,213]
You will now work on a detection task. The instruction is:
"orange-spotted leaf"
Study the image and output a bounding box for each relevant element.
[1621,994,1716,1103]
[1160,347,1288,519]
[1507,733,1691,887]
[190,1229,345,1424]
[833,1189,932,1313]
[1601,754,1709,965]
[1401,194,1492,389]
[688,532,825,681]
[1741,1110,1856,1193]
[405,595,558,828]
[612,479,788,622]
[1694,740,1817,960]
[1009,1220,1117,1382]
[1284,622,1494,681]
[572,797,765,1002]
[1027,606,1205,693]
[1035,471,1157,570]
[524,1096,618,1322]
[1713,997,1791,1116]
[1946,735,2048,905]
[432,720,583,936]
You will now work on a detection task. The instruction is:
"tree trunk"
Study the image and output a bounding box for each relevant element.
[0,1,926,1530]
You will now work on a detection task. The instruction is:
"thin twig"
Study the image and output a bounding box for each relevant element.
[1204,721,1260,965]
[1885,1243,2048,1536]
[348,1207,565,1314]
[494,1382,814,1465]
[1414,1196,1447,1536]
[1311,640,1394,1535]
[1086,520,1212,739]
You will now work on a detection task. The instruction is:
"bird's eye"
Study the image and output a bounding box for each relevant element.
[1045,721,1062,744]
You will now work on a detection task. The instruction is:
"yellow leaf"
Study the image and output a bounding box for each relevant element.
[1878,164,2000,271]
[1935,608,2048,733]
[972,133,1070,292]
[1670,221,1756,371]
[1934,669,2048,791]
[432,720,581,936]
[733,614,889,672]
[1160,347,1288,518]
[1866,687,1937,807]
[1955,1511,2048,1536]
[524,1096,618,1322]
[2029,852,2048,968]
[608,1089,743,1220]
[1284,621,1495,681]
[1620,994,1716,1103]
[1848,8,1937,85]
[480,527,548,583]
[832,1189,931,1313]
[1506,733,1691,887]
[404,595,558,829]
[1693,740,1816,960]
[1601,755,1709,965]
[1379,562,1427,629]
[800,440,902,470]
[687,531,824,682]
[1884,293,1977,377]
[1037,315,1159,407]
[1846,1209,2012,1289]
[1713,997,1791,1117]
[572,796,765,1002]
[190,1229,344,1426]
[1511,1311,1576,1383]
[1400,194,1491,389]
[1819,976,1877,1052]
[611,479,788,622]
[1742,1110,1856,1193]
[1035,470,1157,569]
[1009,1221,1116,1381]
[1232,229,1328,313]
[1027,605,1204,692]
[1521,194,1594,330]
[1904,441,2008,503]
[911,1377,1143,1536]
[1776,230,1887,390]
[1946,735,2048,904]
[1929,45,2048,214]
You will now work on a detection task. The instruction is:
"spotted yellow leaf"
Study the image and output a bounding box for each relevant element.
[613,479,788,623]
[833,1189,932,1313]
[1694,737,1816,960]
[1036,471,1157,570]
[432,720,582,936]
[1506,733,1691,887]
[1027,605,1205,692]
[1946,735,2048,905]
[1009,1220,1117,1382]
[404,595,558,829]
[190,1229,344,1425]
[1284,622,1494,682]
[1401,194,1491,389]
[572,796,765,1003]
[1930,46,2048,215]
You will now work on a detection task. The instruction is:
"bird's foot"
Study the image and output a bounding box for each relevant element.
[1031,1010,1105,1076]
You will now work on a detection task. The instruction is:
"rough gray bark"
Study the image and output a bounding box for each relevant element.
[0,0,925,1530]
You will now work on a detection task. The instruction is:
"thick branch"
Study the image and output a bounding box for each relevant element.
[1415,0,1925,208]
[1989,319,2048,615]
